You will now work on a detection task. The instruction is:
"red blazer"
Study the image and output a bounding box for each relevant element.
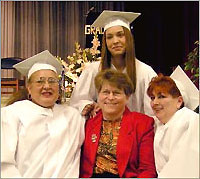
[80,107,157,178]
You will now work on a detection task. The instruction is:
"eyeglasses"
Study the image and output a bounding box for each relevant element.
[32,77,59,86]
[100,89,124,97]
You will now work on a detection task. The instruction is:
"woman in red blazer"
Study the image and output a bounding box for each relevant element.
[80,69,157,178]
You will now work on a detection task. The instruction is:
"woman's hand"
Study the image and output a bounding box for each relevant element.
[81,102,100,118]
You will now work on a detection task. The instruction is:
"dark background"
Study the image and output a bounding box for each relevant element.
[86,1,199,75]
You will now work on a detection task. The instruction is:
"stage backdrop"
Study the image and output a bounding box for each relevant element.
[1,1,198,76]
[1,1,124,60]
[124,1,199,75]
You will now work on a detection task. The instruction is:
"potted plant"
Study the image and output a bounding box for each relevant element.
[184,40,199,87]
[184,40,199,112]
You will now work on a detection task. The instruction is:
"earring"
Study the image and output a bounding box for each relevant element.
[28,94,32,100]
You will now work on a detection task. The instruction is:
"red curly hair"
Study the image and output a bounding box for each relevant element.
[147,74,182,98]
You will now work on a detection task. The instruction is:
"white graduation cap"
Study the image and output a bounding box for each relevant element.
[13,50,63,79]
[91,10,141,31]
[170,65,199,110]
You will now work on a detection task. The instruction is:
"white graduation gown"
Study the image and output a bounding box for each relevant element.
[70,60,157,116]
[1,100,85,178]
[154,107,199,178]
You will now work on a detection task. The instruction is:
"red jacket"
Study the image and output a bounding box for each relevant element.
[80,107,157,178]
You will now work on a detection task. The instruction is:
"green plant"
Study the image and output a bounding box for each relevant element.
[184,40,199,84]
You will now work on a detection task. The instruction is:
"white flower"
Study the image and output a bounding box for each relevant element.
[56,33,101,98]
[69,64,75,69]
[77,59,83,64]
[76,67,82,73]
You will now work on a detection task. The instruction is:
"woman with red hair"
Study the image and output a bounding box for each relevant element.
[147,66,199,178]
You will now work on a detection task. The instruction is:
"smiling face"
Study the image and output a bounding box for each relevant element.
[150,91,183,124]
[105,26,126,57]
[27,69,59,108]
[97,81,129,120]
[147,74,184,124]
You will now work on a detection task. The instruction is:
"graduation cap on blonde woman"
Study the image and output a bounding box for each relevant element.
[91,10,141,31]
[171,65,199,111]
[13,50,63,79]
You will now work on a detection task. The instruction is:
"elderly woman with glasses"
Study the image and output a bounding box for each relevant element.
[1,50,85,178]
[80,69,157,178]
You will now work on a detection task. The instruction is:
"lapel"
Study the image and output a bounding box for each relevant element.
[117,107,135,177]
[87,111,103,165]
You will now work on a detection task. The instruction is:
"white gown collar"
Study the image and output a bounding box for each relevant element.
[24,100,56,116]
[111,63,127,73]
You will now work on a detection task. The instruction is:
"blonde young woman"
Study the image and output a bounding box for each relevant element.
[70,10,157,117]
